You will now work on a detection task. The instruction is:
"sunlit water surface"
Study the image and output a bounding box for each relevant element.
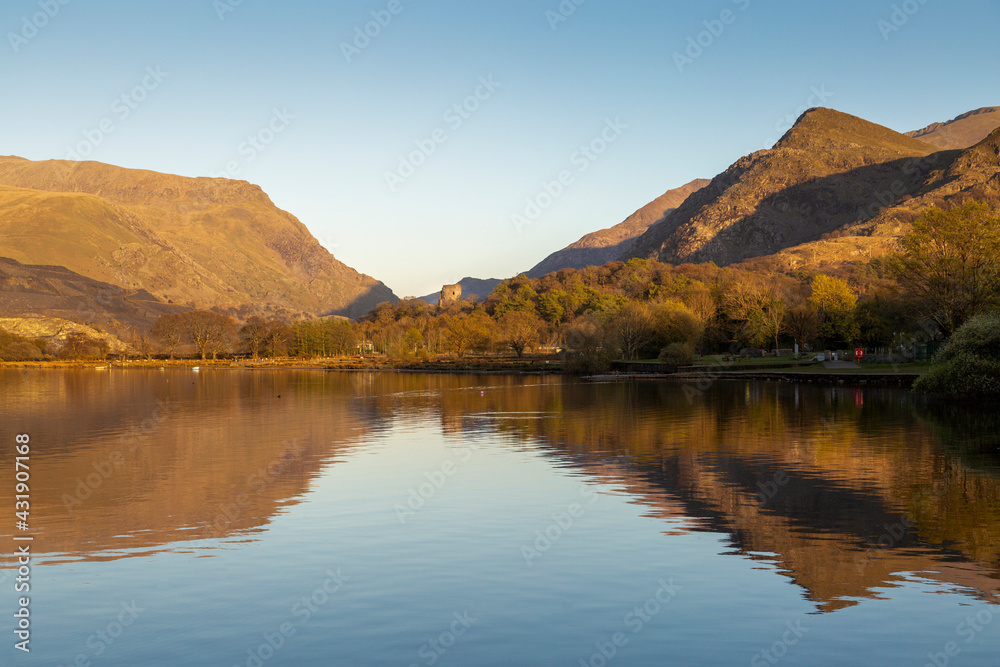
[1,369,999,666]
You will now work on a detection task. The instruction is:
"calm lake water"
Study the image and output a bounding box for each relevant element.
[1,369,999,666]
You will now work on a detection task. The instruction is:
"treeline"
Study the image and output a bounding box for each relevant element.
[336,201,1000,371]
[8,202,997,370]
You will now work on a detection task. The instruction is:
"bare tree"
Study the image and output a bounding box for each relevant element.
[785,305,819,355]
[497,310,543,358]
[240,316,269,359]
[152,313,187,359]
[180,311,238,360]
[608,302,655,360]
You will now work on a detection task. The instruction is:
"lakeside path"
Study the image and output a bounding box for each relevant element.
[586,360,925,386]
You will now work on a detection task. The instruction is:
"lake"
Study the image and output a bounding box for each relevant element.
[1,369,999,666]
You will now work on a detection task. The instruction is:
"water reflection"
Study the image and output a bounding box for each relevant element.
[1,370,998,614]
[0,370,376,562]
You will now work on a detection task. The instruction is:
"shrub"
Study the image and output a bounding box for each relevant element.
[914,313,1000,397]
[0,340,43,361]
[659,342,694,366]
[57,332,111,360]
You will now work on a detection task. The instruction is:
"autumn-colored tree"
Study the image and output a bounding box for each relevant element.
[723,279,785,349]
[890,202,1000,335]
[0,328,45,361]
[497,310,543,358]
[650,299,704,351]
[325,320,359,356]
[808,274,858,345]
[607,302,655,360]
[559,315,614,373]
[443,311,493,357]
[491,277,539,317]
[403,327,425,354]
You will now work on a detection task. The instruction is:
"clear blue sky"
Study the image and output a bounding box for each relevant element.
[2,0,997,297]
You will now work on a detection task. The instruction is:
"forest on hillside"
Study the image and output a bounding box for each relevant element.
[2,203,998,372]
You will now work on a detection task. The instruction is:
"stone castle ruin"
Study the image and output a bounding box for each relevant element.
[440,284,462,305]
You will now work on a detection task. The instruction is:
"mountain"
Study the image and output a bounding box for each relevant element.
[525,178,710,278]
[906,107,1000,150]
[418,277,503,305]
[0,156,396,319]
[623,108,945,267]
[740,123,1000,272]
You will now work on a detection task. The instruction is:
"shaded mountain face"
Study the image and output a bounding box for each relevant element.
[526,178,710,278]
[906,107,1000,150]
[742,125,1000,273]
[0,256,185,341]
[0,157,396,319]
[622,108,954,267]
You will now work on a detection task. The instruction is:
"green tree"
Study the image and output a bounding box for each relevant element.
[890,202,1000,335]
[538,290,567,327]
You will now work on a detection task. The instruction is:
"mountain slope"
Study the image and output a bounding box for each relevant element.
[739,126,1000,272]
[526,178,709,278]
[623,108,940,266]
[0,157,396,318]
[906,107,1000,150]
[0,256,188,349]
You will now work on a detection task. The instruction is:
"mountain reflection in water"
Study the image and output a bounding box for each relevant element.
[1,369,997,615]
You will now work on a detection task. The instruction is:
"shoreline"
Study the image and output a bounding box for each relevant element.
[0,358,564,374]
[1,360,928,385]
